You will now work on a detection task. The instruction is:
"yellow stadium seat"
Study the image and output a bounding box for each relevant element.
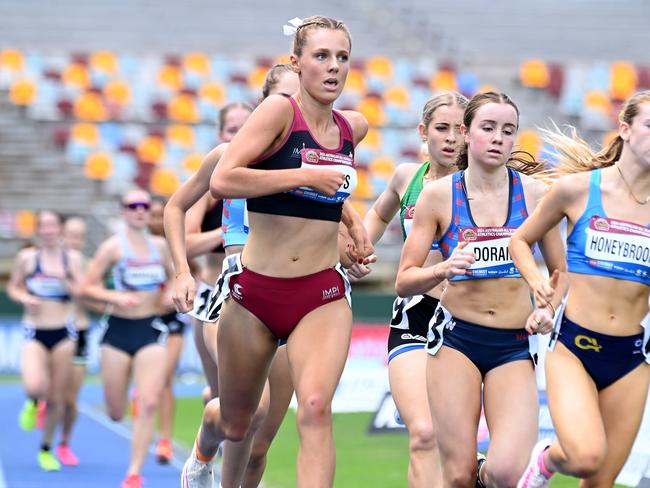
[478,84,498,94]
[15,209,36,238]
[199,81,226,106]
[274,54,291,65]
[430,70,457,92]
[369,155,395,177]
[0,49,25,72]
[516,129,541,158]
[104,79,131,106]
[345,68,366,94]
[519,60,550,88]
[137,135,165,164]
[9,78,37,105]
[168,93,199,123]
[71,123,99,145]
[90,51,118,76]
[167,124,195,149]
[584,90,611,113]
[182,153,203,173]
[609,61,637,101]
[150,168,180,196]
[63,63,91,89]
[602,130,619,147]
[248,66,268,89]
[183,52,210,77]
[158,64,183,91]
[359,127,382,151]
[366,56,393,79]
[84,152,113,180]
[74,91,107,121]
[357,97,385,126]
[353,169,373,199]
[384,85,410,108]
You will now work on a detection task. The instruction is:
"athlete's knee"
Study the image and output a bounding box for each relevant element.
[247,440,270,472]
[108,405,125,422]
[408,420,436,454]
[137,392,161,417]
[484,462,521,488]
[565,445,606,479]
[297,392,332,428]
[443,465,475,488]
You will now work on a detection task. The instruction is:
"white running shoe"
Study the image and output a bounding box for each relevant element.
[180,447,214,488]
[517,439,553,488]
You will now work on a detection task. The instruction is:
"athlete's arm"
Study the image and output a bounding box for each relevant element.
[210,96,345,199]
[6,250,36,306]
[365,164,412,244]
[80,237,139,308]
[185,193,223,258]
[510,177,575,309]
[396,183,475,297]
[164,144,226,276]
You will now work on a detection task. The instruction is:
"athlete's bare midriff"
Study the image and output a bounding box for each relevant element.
[565,273,648,336]
[23,300,75,328]
[442,278,533,328]
[242,212,339,277]
[112,290,163,319]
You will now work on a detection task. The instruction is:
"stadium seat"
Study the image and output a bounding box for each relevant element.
[136,135,165,164]
[457,71,479,97]
[74,91,107,121]
[166,124,195,149]
[357,96,386,126]
[71,122,100,146]
[519,59,550,89]
[345,68,366,95]
[609,61,637,101]
[182,153,203,174]
[62,62,91,89]
[167,93,199,123]
[366,56,393,80]
[183,52,210,77]
[384,85,410,109]
[360,127,382,151]
[430,69,457,92]
[516,129,541,159]
[9,78,37,105]
[150,168,180,196]
[15,209,36,238]
[369,155,395,178]
[84,152,113,180]
[157,64,183,91]
[90,51,118,77]
[547,63,565,99]
[103,79,131,107]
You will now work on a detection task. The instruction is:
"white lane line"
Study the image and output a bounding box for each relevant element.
[78,402,187,471]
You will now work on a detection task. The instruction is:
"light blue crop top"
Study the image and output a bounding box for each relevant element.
[567,168,650,285]
[111,233,167,291]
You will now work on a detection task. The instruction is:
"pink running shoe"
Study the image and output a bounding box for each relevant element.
[56,443,80,466]
[517,439,554,488]
[120,474,143,488]
[36,400,47,429]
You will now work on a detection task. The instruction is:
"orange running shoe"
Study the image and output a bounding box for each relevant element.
[155,438,174,464]
[120,473,143,488]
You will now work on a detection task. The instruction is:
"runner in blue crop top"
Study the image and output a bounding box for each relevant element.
[511,92,650,487]
[7,210,85,472]
[80,189,173,487]
[347,91,467,488]
[396,92,567,488]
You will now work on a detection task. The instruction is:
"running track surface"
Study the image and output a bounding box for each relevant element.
[0,382,215,488]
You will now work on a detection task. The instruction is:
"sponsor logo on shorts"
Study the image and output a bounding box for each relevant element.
[444,319,456,331]
[400,333,426,342]
[232,283,244,300]
[574,334,602,352]
[291,147,301,158]
[322,286,341,300]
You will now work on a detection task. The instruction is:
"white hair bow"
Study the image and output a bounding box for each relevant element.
[282,17,303,36]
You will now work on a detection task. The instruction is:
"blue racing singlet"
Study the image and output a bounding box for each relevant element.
[439,168,529,281]
[567,168,650,285]
[112,233,167,291]
[222,198,248,247]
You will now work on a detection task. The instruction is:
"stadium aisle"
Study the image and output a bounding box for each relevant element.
[0,383,196,488]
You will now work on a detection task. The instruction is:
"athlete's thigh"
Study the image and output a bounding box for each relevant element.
[202,319,218,364]
[192,318,219,396]
[217,299,277,419]
[133,343,167,399]
[483,360,538,470]
[164,334,184,380]
[427,347,483,464]
[286,299,352,403]
[389,348,430,428]
[258,346,294,443]
[545,343,605,455]
[100,345,133,416]
[48,339,75,402]
[587,363,650,486]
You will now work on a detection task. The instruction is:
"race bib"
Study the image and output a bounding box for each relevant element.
[287,148,357,204]
[122,261,167,289]
[584,216,650,278]
[26,275,68,298]
[458,226,519,278]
